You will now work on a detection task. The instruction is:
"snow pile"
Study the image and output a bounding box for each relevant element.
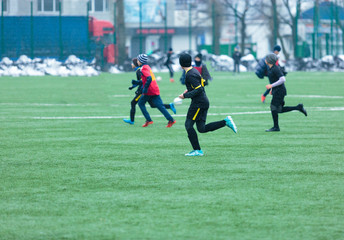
[286,55,344,72]
[240,54,257,71]
[0,55,99,77]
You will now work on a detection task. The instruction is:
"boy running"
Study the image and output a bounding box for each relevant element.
[177,53,237,156]
[264,53,307,132]
[137,54,176,128]
[123,58,176,125]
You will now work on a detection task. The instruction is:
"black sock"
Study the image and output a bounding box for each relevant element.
[203,120,226,132]
[164,104,170,109]
[282,106,298,113]
[187,128,201,150]
[272,110,279,128]
[130,109,135,122]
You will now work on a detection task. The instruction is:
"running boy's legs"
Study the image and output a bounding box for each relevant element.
[149,95,174,122]
[185,107,227,150]
[138,95,153,122]
[148,98,171,110]
[185,119,201,150]
[269,94,307,130]
[269,94,284,129]
[129,94,142,122]
[196,119,226,133]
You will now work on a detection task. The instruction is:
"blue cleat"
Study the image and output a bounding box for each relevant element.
[185,150,204,156]
[225,115,237,133]
[170,103,176,114]
[123,119,134,125]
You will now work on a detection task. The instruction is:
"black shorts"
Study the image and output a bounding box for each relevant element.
[271,93,285,111]
[271,94,285,107]
[187,105,208,122]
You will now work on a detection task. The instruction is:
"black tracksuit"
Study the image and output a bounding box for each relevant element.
[165,52,174,78]
[232,51,241,73]
[128,68,143,122]
[183,68,226,150]
[267,65,303,129]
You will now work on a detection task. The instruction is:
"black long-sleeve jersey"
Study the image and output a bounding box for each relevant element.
[267,65,286,96]
[136,67,142,80]
[183,67,209,108]
[130,67,143,94]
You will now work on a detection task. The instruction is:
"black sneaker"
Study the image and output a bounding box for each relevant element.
[265,127,280,132]
[298,104,307,117]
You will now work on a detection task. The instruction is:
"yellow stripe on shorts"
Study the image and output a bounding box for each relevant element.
[193,108,200,120]
[135,94,142,101]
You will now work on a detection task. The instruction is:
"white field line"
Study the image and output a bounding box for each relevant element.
[211,106,264,109]
[0,103,122,107]
[246,94,344,99]
[31,112,269,120]
[110,95,131,97]
[0,102,260,109]
[288,95,344,99]
[0,103,100,107]
[30,107,344,120]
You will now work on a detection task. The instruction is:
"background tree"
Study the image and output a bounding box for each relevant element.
[222,0,258,55]
[257,0,291,60]
[271,0,290,60]
[212,0,222,55]
[116,0,126,66]
[189,0,223,55]
[279,0,302,58]
[334,0,344,54]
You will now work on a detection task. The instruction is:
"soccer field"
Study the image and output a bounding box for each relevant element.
[1,71,343,239]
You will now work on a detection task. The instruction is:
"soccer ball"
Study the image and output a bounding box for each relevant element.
[156,76,162,81]
[173,97,183,105]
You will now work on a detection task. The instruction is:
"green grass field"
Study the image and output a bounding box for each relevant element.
[1,71,344,240]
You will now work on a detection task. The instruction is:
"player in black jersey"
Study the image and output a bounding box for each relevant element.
[123,58,143,125]
[264,53,307,132]
[177,53,237,156]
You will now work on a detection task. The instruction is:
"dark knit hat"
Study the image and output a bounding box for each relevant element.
[169,47,173,51]
[195,53,202,60]
[273,45,281,52]
[137,54,148,64]
[265,53,278,65]
[179,53,192,67]
[132,58,138,67]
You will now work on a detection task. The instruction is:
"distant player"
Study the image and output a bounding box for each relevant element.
[264,53,307,132]
[137,54,176,128]
[123,58,176,125]
[178,53,237,156]
[165,48,174,82]
[232,46,241,75]
[179,53,212,86]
